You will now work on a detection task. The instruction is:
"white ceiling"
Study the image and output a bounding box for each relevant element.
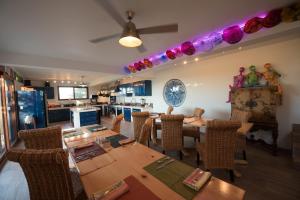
[0,0,297,85]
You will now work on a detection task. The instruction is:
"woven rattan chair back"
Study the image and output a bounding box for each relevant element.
[111,114,124,133]
[138,118,153,145]
[161,114,184,151]
[132,112,150,140]
[7,148,75,200]
[204,120,241,170]
[18,126,62,149]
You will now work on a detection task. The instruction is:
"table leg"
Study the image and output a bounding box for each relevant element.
[272,128,278,156]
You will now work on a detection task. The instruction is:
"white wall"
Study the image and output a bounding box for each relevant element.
[148,36,300,149]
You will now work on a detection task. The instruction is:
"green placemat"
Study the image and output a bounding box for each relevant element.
[106,134,128,148]
[86,125,107,132]
[144,156,198,200]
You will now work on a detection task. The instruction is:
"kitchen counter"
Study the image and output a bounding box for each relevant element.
[70,106,100,113]
[71,107,101,128]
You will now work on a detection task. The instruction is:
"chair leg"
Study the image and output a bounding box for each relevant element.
[162,150,165,154]
[179,150,183,160]
[229,170,234,182]
[196,152,200,166]
[147,138,150,147]
[242,150,247,160]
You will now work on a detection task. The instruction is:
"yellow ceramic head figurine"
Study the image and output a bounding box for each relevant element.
[263,63,282,94]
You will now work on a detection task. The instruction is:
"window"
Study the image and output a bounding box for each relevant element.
[58,86,88,100]
[74,87,88,99]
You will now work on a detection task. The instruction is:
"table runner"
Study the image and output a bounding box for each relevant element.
[144,156,198,200]
[106,134,128,148]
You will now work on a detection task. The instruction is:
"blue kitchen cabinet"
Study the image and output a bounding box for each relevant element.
[124,107,131,122]
[133,80,152,96]
[80,111,98,126]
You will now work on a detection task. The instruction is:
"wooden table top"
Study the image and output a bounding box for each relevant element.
[76,143,245,200]
[65,128,245,200]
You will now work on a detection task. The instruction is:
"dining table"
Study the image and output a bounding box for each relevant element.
[64,127,246,200]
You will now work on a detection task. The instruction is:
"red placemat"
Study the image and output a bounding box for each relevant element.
[120,175,161,200]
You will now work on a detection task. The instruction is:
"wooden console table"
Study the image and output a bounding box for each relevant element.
[231,87,280,156]
[249,120,278,156]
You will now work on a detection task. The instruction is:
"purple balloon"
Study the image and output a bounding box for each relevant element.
[196,39,214,52]
[123,66,131,74]
[222,26,244,44]
[209,32,223,46]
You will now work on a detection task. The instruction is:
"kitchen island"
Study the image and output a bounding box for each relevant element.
[70,107,101,128]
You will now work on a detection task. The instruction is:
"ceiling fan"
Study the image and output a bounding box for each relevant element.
[90,0,178,52]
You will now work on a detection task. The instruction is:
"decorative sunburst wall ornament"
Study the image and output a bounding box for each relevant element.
[123,2,300,74]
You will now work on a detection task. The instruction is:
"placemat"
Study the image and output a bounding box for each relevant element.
[87,125,107,132]
[106,134,128,148]
[71,142,106,163]
[144,156,198,200]
[64,130,84,138]
[120,175,161,200]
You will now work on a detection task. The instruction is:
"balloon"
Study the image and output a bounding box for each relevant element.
[209,32,223,46]
[138,61,146,70]
[222,25,244,44]
[128,65,136,73]
[123,66,131,74]
[160,54,168,62]
[262,9,282,28]
[243,17,263,33]
[143,58,153,68]
[181,41,196,55]
[196,39,214,52]
[166,50,176,60]
[134,62,142,71]
[174,48,183,57]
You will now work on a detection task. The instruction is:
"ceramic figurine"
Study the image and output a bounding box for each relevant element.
[263,63,282,94]
[246,65,262,87]
[226,67,246,103]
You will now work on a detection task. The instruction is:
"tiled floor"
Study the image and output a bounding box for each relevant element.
[0,117,300,200]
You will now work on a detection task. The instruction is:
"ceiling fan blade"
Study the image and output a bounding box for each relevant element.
[137,44,147,53]
[95,0,126,27]
[89,33,121,43]
[138,23,178,35]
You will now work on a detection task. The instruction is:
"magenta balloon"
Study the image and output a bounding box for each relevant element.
[181,41,196,55]
[222,26,244,44]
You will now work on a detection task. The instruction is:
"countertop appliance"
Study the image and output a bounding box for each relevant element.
[16,90,47,130]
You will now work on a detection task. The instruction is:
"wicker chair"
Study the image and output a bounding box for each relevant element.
[7,148,86,200]
[18,126,62,149]
[230,109,251,160]
[182,108,205,142]
[153,106,174,141]
[160,114,184,160]
[111,114,124,133]
[132,111,150,140]
[137,118,153,146]
[196,120,241,182]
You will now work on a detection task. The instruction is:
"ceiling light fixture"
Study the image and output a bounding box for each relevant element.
[79,76,88,87]
[183,61,187,65]
[194,57,199,61]
[118,12,142,48]
[67,80,71,84]
[53,80,57,83]
[61,80,64,83]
